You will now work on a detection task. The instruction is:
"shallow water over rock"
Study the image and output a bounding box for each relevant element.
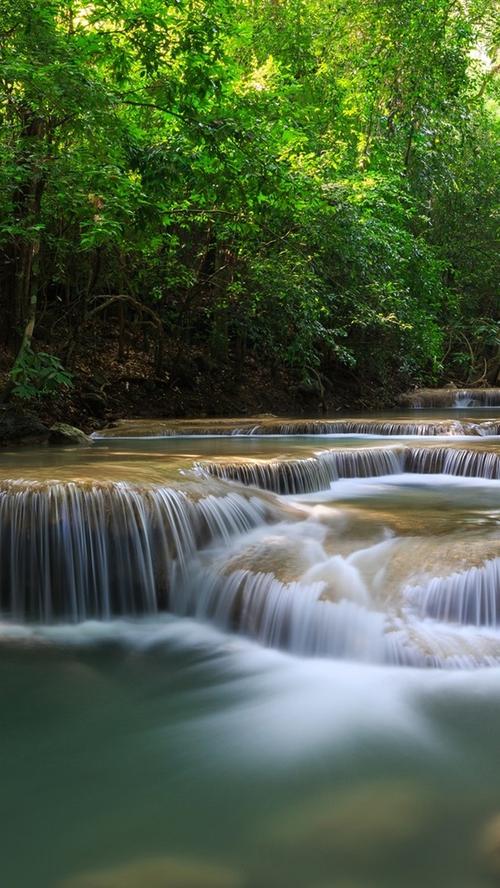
[95,411,500,438]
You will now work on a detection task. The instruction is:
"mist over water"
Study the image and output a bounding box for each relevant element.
[2,412,500,887]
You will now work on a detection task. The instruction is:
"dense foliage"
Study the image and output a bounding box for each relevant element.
[0,0,498,406]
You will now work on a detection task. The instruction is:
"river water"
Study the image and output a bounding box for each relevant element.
[1,411,500,887]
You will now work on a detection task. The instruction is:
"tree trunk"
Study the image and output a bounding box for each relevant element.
[1,239,40,402]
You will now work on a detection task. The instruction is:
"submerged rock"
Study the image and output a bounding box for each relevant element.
[49,422,92,446]
[60,855,243,888]
[269,779,432,860]
[477,812,500,876]
[0,405,49,446]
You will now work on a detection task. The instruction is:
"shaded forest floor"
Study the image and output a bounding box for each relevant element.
[0,326,395,431]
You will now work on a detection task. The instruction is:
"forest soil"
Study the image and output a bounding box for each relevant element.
[0,327,401,432]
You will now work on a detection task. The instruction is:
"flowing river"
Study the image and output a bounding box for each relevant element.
[2,407,500,887]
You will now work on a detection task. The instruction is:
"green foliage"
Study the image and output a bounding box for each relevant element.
[11,350,73,401]
[0,0,498,397]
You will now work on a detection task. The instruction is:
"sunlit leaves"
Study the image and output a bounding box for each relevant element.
[0,0,497,391]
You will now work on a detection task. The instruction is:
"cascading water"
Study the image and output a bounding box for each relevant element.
[400,387,500,409]
[0,480,273,620]
[2,414,500,670]
[228,420,468,436]
[4,406,500,887]
[94,416,500,437]
[405,558,500,627]
[193,569,385,661]
[195,444,500,493]
[405,446,500,478]
[169,519,500,668]
[195,446,405,494]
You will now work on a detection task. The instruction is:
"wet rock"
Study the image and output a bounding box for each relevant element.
[49,423,92,446]
[0,405,49,447]
[220,537,316,584]
[60,855,243,888]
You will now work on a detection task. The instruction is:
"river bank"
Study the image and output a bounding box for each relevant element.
[2,332,496,436]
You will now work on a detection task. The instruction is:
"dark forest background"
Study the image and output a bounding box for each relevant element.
[0,0,498,421]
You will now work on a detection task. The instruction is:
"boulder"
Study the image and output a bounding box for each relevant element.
[0,406,49,447]
[49,423,92,446]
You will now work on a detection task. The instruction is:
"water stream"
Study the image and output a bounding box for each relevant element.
[2,408,500,887]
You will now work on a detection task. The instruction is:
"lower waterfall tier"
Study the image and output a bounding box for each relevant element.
[1,468,500,670]
[0,480,272,620]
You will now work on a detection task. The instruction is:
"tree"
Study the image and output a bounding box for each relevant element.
[0,0,497,405]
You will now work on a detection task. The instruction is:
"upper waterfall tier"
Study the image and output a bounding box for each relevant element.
[400,387,500,408]
[94,414,500,438]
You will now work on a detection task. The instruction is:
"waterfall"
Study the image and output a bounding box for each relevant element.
[180,566,386,661]
[174,546,500,667]
[0,481,270,621]
[386,617,500,668]
[236,418,499,436]
[400,387,500,408]
[196,447,405,494]
[252,421,463,436]
[405,447,500,479]
[455,395,474,408]
[94,418,500,437]
[2,474,500,668]
[3,427,500,670]
[404,558,500,627]
[195,445,500,493]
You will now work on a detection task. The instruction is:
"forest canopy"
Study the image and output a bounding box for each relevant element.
[0,0,498,412]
